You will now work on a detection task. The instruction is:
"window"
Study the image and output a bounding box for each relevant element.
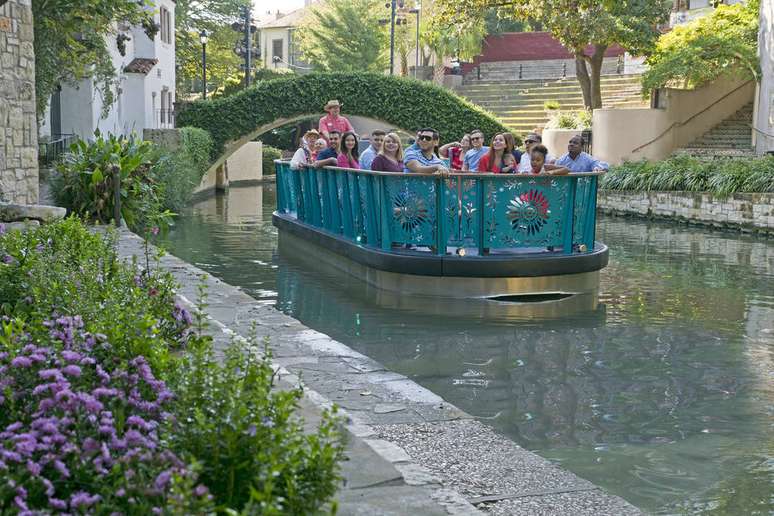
[272,39,283,63]
[160,7,172,44]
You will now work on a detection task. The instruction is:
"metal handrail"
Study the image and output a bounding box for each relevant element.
[275,160,601,257]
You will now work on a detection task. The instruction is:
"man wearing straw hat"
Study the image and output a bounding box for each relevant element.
[319,99,354,140]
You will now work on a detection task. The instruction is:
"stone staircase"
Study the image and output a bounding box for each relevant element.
[455,74,648,136]
[673,103,755,158]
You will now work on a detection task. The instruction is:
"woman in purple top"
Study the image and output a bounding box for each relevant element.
[337,131,360,169]
[370,132,404,172]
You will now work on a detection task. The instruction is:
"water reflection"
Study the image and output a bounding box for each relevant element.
[160,185,774,514]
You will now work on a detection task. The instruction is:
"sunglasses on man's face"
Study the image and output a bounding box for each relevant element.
[418,135,434,141]
[525,139,537,144]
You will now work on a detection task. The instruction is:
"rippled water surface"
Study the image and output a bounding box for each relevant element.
[160,185,774,514]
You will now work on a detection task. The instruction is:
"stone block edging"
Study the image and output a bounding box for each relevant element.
[598,190,774,235]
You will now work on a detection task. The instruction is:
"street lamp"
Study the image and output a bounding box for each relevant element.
[409,5,420,79]
[199,29,208,100]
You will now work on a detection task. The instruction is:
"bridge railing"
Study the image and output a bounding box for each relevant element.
[275,160,602,256]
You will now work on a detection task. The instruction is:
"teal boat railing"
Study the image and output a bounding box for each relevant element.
[275,160,602,256]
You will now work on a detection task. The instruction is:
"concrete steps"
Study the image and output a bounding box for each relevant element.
[455,74,648,135]
[673,103,755,158]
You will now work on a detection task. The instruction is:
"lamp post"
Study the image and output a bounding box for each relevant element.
[388,0,397,76]
[199,29,208,100]
[409,5,420,79]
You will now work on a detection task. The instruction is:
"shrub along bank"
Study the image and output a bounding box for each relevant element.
[51,130,213,228]
[602,155,774,196]
[176,72,510,160]
[0,219,344,513]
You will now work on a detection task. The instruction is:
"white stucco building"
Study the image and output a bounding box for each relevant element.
[257,6,310,72]
[40,0,176,141]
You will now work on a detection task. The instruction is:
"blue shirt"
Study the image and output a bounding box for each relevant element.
[463,147,489,171]
[555,152,609,173]
[359,145,378,170]
[316,147,338,162]
[403,147,444,173]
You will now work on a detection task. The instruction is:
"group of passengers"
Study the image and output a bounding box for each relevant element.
[289,99,609,175]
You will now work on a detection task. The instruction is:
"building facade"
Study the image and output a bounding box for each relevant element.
[258,8,309,72]
[40,0,176,141]
[0,0,38,204]
[755,0,774,154]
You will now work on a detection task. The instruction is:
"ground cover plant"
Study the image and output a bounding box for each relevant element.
[0,219,344,513]
[602,155,774,196]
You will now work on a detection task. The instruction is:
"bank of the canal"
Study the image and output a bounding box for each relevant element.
[158,184,774,515]
[115,237,639,514]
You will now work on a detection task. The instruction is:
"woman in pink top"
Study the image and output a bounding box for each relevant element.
[337,132,360,169]
[319,100,354,140]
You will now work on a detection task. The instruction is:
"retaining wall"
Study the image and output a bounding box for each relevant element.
[598,190,774,234]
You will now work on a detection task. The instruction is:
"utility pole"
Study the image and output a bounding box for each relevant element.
[409,5,420,79]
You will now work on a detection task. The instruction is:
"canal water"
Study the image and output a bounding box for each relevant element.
[160,184,774,515]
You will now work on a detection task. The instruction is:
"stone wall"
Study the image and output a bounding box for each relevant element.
[0,0,38,204]
[598,190,774,234]
[465,57,621,82]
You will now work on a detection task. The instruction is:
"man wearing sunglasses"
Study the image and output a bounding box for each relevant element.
[462,129,489,171]
[517,132,554,173]
[404,128,448,174]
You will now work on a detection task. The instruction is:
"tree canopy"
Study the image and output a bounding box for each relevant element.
[297,0,388,72]
[641,0,760,92]
[31,0,153,119]
[434,0,672,109]
[174,0,251,96]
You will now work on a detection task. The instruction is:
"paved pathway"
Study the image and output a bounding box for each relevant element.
[116,229,640,515]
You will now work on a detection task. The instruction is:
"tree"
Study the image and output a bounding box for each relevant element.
[174,0,251,96]
[297,0,388,73]
[422,0,487,83]
[31,0,154,119]
[434,0,673,109]
[641,0,760,92]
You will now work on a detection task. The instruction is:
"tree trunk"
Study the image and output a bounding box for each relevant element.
[575,53,593,110]
[589,44,607,109]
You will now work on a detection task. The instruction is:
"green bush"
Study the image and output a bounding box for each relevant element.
[0,218,345,513]
[262,145,283,176]
[177,72,509,160]
[602,155,774,196]
[153,127,213,212]
[51,132,162,228]
[642,0,759,92]
[545,110,591,130]
[168,339,343,513]
[543,100,561,111]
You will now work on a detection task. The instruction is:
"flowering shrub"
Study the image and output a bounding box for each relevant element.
[0,317,213,514]
[0,219,344,513]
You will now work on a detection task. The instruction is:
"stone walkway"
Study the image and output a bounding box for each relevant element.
[116,229,641,515]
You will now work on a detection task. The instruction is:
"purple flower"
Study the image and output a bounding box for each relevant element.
[61,350,82,362]
[154,470,172,490]
[0,223,5,235]
[26,460,41,476]
[2,254,13,264]
[62,364,82,377]
[10,356,32,368]
[48,498,67,510]
[150,226,160,236]
[194,484,209,497]
[70,491,100,508]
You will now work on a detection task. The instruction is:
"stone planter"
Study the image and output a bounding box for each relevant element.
[542,128,580,158]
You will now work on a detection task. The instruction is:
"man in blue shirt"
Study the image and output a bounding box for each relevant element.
[555,135,609,173]
[358,130,385,170]
[462,129,489,171]
[313,130,341,167]
[404,128,448,174]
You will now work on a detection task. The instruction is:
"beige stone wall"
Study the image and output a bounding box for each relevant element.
[754,0,774,154]
[593,75,755,164]
[0,0,38,204]
[598,190,774,234]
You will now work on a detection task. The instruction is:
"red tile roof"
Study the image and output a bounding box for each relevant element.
[124,58,158,75]
[459,32,625,74]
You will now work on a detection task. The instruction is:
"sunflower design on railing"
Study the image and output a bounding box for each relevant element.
[392,191,429,233]
[507,189,550,235]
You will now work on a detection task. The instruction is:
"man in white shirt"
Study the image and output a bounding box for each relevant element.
[518,133,554,172]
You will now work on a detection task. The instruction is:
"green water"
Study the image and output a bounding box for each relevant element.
[161,185,774,515]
